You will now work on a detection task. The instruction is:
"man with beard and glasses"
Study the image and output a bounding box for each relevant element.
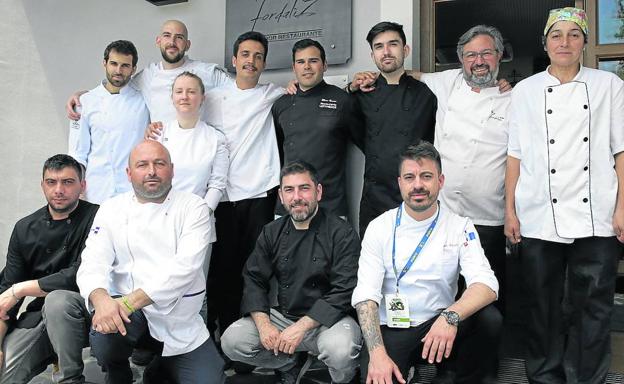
[0,154,98,383]
[66,20,231,124]
[352,142,501,384]
[77,141,225,384]
[412,25,511,317]
[346,21,437,237]
[68,40,149,204]
[221,161,362,384]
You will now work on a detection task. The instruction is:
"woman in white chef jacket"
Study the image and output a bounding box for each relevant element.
[152,71,229,305]
[504,7,624,384]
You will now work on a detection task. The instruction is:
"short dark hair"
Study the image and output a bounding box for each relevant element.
[172,71,205,94]
[104,40,139,67]
[366,21,407,48]
[291,39,326,63]
[398,141,442,175]
[280,160,319,186]
[43,154,84,181]
[233,31,269,62]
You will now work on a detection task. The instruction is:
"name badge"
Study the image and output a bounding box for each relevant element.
[384,293,410,328]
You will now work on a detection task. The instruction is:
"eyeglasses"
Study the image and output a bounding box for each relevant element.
[462,49,497,62]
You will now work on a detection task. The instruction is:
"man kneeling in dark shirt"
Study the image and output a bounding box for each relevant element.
[0,154,98,383]
[221,161,362,384]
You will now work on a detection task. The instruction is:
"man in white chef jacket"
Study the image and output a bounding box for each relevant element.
[353,141,501,384]
[76,141,225,384]
[505,7,624,384]
[66,20,232,123]
[416,25,511,315]
[68,40,149,204]
[202,31,285,355]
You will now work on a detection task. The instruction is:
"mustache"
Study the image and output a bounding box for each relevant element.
[409,188,429,196]
[471,63,490,71]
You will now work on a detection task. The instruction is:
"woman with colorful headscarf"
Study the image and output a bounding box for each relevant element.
[504,7,624,383]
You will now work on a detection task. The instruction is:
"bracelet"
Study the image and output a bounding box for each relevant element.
[121,296,136,313]
[10,285,19,301]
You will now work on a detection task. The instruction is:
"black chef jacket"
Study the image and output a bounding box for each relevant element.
[241,208,360,327]
[272,81,361,217]
[0,200,98,327]
[352,73,437,233]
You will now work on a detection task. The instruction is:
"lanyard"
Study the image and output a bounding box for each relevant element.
[391,203,439,293]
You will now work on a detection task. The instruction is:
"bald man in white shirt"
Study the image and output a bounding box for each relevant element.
[77,141,225,384]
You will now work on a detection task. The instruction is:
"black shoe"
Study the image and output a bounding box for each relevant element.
[275,353,312,384]
[232,361,255,374]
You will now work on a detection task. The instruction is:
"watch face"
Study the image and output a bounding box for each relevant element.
[443,310,460,325]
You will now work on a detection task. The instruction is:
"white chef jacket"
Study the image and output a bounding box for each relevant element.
[421,69,511,226]
[508,66,624,243]
[352,204,498,327]
[77,190,212,356]
[204,82,284,202]
[157,119,229,242]
[131,57,232,123]
[68,82,149,204]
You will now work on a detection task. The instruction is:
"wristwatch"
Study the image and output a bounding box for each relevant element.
[440,310,460,326]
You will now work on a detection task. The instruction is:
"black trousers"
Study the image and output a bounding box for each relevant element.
[520,236,621,384]
[474,225,507,316]
[206,192,276,339]
[359,305,502,384]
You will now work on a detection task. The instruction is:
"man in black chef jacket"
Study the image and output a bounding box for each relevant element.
[220,161,362,384]
[272,39,361,219]
[0,154,98,383]
[347,21,437,236]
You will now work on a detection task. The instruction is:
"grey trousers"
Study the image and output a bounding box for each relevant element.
[221,309,362,383]
[0,290,90,384]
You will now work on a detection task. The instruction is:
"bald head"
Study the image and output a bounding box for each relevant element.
[157,20,191,65]
[127,141,174,203]
[161,20,188,39]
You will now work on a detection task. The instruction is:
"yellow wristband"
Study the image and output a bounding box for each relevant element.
[121,296,136,313]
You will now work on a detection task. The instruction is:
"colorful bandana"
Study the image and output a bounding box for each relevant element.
[544,7,589,36]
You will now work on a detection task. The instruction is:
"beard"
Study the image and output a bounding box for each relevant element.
[377,55,404,74]
[133,177,172,202]
[288,200,319,222]
[463,63,499,88]
[403,188,437,213]
[106,72,131,88]
[160,45,185,64]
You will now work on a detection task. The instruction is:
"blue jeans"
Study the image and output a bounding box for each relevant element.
[90,309,225,384]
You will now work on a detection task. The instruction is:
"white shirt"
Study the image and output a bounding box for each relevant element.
[508,66,624,243]
[352,204,498,326]
[421,69,511,226]
[204,82,284,202]
[157,119,229,242]
[77,190,212,356]
[68,83,149,204]
[131,57,232,123]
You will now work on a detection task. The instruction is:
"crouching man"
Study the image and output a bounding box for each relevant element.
[352,142,502,384]
[76,141,225,384]
[221,161,362,383]
[0,154,98,383]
